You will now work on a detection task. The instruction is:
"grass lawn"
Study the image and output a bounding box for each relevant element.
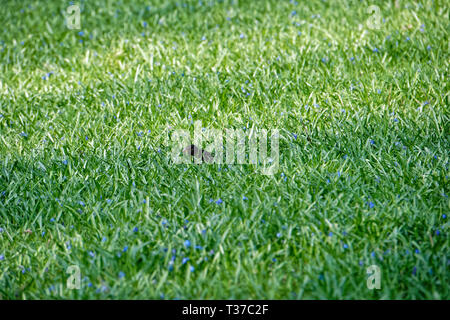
[0,0,448,299]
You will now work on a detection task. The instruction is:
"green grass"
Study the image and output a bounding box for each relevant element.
[0,0,448,299]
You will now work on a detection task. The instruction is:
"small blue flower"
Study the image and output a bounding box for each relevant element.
[276,233,282,238]
[184,240,191,247]
[0,254,4,261]
[123,246,128,252]
[239,33,245,39]
[182,257,189,264]
[62,159,68,165]
[118,271,125,279]
[368,201,375,209]
[412,266,417,275]
[415,249,420,254]
[215,199,223,205]
[189,266,195,272]
[88,251,95,258]
[328,232,333,237]
[243,196,248,201]
[442,214,446,219]
[292,133,298,140]
[78,31,84,37]
[133,227,138,233]
[102,236,107,242]
[343,244,348,249]
[50,218,55,222]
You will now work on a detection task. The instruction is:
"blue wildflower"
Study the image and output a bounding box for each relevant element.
[0,254,4,261]
[182,257,189,264]
[243,196,248,201]
[215,199,223,205]
[119,271,125,279]
[184,240,191,247]
[123,246,128,252]
[88,251,95,258]
[133,227,138,233]
[189,266,195,272]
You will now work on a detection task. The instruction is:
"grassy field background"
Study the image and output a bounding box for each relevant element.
[0,0,448,299]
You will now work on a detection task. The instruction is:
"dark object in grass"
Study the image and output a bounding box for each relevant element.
[183,144,214,163]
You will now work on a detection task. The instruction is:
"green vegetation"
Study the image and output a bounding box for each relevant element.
[0,0,448,299]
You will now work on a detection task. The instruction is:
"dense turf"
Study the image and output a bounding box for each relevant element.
[0,0,448,299]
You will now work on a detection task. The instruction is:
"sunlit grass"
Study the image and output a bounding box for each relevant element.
[0,0,448,299]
